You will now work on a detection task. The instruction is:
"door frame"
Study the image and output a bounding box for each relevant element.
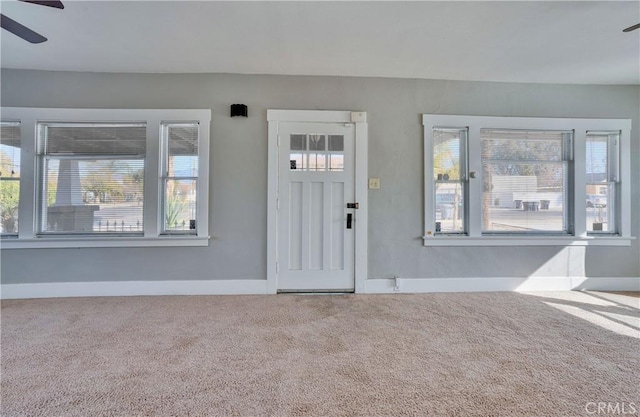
[267,110,368,293]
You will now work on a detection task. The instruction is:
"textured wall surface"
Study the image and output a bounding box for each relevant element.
[1,70,638,284]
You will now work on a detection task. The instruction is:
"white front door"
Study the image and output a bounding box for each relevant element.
[276,122,356,292]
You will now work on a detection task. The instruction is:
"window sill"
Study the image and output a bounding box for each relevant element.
[0,236,210,249]
[422,235,635,247]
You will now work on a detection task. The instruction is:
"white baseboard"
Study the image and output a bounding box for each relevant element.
[365,276,640,294]
[2,277,638,300]
[0,279,270,300]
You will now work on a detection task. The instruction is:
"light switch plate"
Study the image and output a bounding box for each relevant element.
[369,178,380,189]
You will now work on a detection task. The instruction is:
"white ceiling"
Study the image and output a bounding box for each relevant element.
[0,1,638,85]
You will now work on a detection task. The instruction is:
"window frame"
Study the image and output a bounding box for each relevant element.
[1,107,210,249]
[0,120,22,237]
[479,128,573,236]
[160,121,200,235]
[36,121,148,237]
[585,131,620,235]
[432,127,468,235]
[423,114,633,247]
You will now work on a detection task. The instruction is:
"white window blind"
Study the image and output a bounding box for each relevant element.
[586,131,619,234]
[162,122,198,234]
[433,127,467,234]
[481,129,571,234]
[0,121,21,236]
[37,123,146,235]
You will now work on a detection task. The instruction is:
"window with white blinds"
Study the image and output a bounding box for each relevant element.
[481,129,571,234]
[423,114,632,246]
[0,121,21,236]
[37,123,146,235]
[0,107,210,248]
[162,122,199,234]
[433,127,467,234]
[586,131,619,234]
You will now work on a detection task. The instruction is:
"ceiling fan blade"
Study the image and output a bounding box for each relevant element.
[0,14,47,43]
[623,23,640,32]
[17,0,64,9]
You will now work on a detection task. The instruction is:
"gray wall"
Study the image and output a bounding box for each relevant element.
[1,69,638,284]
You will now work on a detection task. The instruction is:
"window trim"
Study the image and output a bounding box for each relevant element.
[479,128,573,235]
[0,120,22,237]
[160,121,200,235]
[432,127,468,235]
[585,130,620,235]
[0,107,211,249]
[423,114,633,247]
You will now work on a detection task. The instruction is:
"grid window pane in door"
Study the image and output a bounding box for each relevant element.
[289,134,344,172]
[433,128,466,234]
[481,129,571,234]
[290,134,306,171]
[328,135,344,171]
[37,123,146,234]
[586,131,619,233]
[0,121,21,235]
[163,123,199,234]
[290,134,306,151]
[308,134,326,171]
[308,134,325,151]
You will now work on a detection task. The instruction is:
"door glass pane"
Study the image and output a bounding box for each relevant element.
[309,134,326,171]
[289,134,342,172]
[290,153,306,171]
[329,154,344,171]
[289,134,315,171]
[328,135,344,172]
[290,134,306,151]
[308,153,326,171]
[328,135,344,151]
[308,134,325,151]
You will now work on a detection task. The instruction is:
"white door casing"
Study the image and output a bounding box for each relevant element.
[278,122,355,291]
[267,110,368,293]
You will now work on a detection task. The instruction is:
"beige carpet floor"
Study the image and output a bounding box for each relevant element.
[1,291,638,416]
